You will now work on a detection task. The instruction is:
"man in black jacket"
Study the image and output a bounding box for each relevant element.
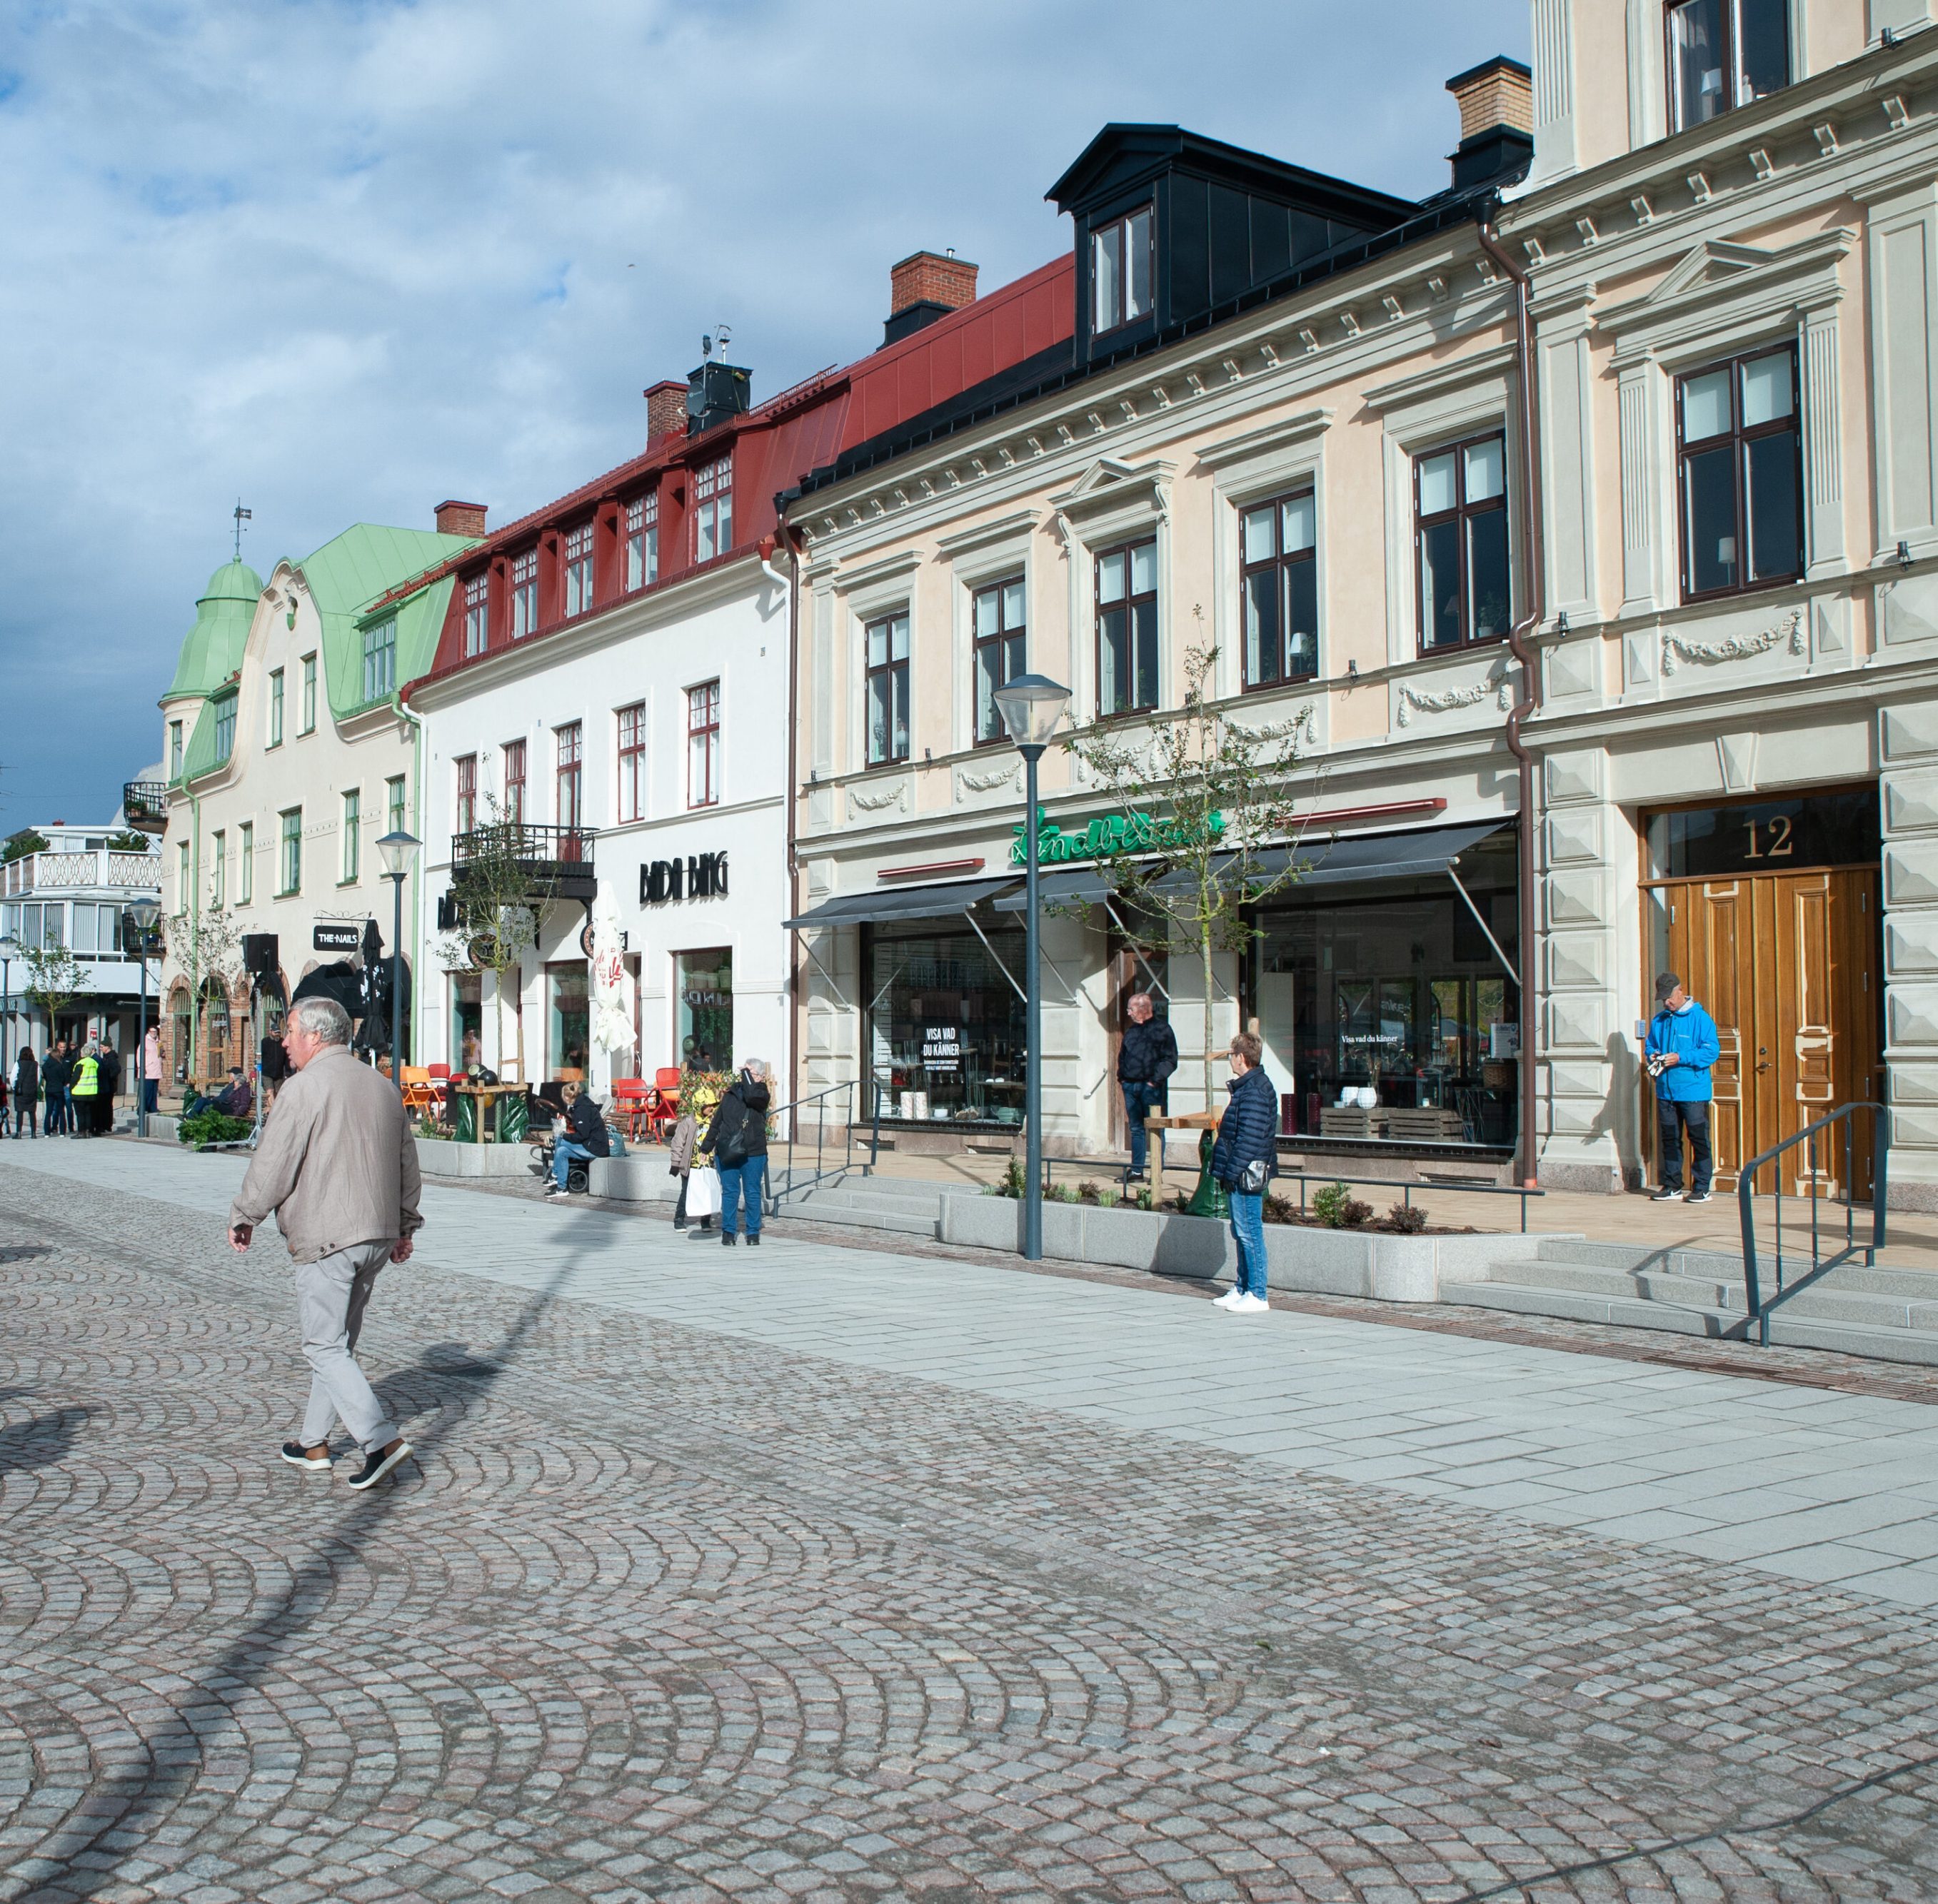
[1117,994,1177,1184]
[543,1081,609,1199]
[41,1043,69,1137]
[94,1037,122,1136]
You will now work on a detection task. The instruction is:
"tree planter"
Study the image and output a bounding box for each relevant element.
[940,1192,1573,1302]
[414,1137,541,1182]
[586,1157,678,1204]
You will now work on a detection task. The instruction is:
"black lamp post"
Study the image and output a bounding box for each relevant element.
[0,933,17,1097]
[375,830,422,1092]
[993,671,1071,1263]
[128,902,161,1137]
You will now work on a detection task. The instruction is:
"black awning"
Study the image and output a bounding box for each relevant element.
[784,875,1019,930]
[991,866,1118,912]
[1182,817,1510,895]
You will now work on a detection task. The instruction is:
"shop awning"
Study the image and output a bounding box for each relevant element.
[1184,817,1512,893]
[990,866,1117,912]
[783,875,1019,930]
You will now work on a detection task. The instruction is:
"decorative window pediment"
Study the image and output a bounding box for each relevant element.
[1049,456,1173,525]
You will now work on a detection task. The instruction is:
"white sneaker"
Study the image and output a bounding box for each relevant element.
[1212,1288,1244,1309]
[1234,1293,1270,1314]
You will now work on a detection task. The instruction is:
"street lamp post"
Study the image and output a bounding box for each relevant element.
[375,830,422,1094]
[128,902,161,1138]
[0,934,18,1101]
[993,672,1072,1264]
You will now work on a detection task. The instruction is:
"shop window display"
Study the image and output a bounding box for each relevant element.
[548,966,588,1077]
[678,948,733,1072]
[1251,852,1519,1147]
[865,923,1028,1123]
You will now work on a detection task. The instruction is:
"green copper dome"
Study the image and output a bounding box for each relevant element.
[164,558,263,702]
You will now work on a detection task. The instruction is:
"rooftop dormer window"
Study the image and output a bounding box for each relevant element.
[1092,205,1154,336]
[563,520,596,618]
[1667,0,1789,134]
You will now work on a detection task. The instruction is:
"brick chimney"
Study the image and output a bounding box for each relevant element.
[644,378,688,445]
[1446,56,1535,191]
[435,500,488,537]
[883,250,979,347]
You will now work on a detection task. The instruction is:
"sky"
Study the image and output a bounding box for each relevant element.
[0,0,1530,829]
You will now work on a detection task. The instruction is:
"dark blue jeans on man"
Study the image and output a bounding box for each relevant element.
[553,1137,596,1191]
[1657,1099,1712,1194]
[1123,1083,1166,1174]
[1229,1190,1268,1299]
[718,1154,766,1239]
[43,1095,64,1137]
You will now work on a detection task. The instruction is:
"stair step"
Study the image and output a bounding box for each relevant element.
[777,1199,939,1238]
[790,1187,945,1219]
[1476,1259,1938,1330]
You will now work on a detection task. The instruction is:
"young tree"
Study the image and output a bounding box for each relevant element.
[164,906,241,1078]
[448,794,538,1075]
[1062,637,1316,1108]
[21,942,88,1044]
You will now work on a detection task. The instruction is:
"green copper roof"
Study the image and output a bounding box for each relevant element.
[164,558,264,702]
[293,523,473,721]
[179,684,238,783]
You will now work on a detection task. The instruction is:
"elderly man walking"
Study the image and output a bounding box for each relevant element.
[228,996,423,1490]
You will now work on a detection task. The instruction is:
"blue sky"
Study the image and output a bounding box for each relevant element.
[0,0,1529,827]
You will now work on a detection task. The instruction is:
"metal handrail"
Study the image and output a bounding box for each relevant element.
[765,1079,860,1213]
[1732,1100,1887,1345]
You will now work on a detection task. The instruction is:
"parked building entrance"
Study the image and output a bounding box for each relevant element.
[1642,790,1881,1199]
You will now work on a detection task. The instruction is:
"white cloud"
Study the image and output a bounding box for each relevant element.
[0,0,1528,824]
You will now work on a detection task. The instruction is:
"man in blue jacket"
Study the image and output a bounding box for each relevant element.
[1645,971,1721,1204]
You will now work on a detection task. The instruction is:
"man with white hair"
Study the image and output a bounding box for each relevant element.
[228,995,423,1491]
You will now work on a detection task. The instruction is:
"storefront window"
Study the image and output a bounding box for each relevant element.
[866,922,1028,1124]
[1252,845,1519,1147]
[451,973,481,1068]
[548,965,588,1077]
[677,948,733,1072]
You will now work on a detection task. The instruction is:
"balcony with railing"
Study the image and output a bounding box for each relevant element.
[449,822,598,904]
[2,850,163,899]
[122,782,170,833]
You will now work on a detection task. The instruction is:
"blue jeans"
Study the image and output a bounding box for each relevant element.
[1123,1083,1166,1173]
[717,1154,766,1237]
[1229,1190,1267,1299]
[553,1137,596,1190]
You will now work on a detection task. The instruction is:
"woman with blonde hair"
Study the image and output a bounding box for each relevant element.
[698,1058,772,1245]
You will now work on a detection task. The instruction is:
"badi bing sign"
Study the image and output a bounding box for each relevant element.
[641,850,728,905]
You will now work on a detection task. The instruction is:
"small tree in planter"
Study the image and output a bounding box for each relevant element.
[163,906,241,1079]
[1062,636,1316,1110]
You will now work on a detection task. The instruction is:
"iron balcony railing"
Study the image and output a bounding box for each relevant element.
[1732,1101,1887,1345]
[121,782,170,832]
[450,822,598,899]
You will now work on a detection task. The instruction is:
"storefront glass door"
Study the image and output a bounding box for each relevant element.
[548,965,588,1078]
[677,948,733,1074]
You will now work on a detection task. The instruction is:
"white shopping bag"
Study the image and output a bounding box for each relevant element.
[685,1164,721,1219]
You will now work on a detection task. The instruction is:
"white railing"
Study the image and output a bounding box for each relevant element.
[1,850,161,897]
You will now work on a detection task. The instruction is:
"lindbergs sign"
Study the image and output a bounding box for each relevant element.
[1007,807,1225,867]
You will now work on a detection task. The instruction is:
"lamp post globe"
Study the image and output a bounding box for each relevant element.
[374,831,421,1092]
[993,673,1070,1263]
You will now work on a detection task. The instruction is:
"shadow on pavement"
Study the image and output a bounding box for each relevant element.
[26,1197,621,1898]
[0,1403,92,1474]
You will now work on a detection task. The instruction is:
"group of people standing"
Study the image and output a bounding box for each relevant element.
[4,1036,126,1137]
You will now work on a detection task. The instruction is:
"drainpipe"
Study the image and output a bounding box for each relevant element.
[772,527,803,1116]
[1476,219,1545,1192]
[394,686,424,1071]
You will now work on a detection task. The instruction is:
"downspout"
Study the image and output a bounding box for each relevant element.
[393,685,423,1071]
[1475,218,1545,1192]
[769,527,803,1114]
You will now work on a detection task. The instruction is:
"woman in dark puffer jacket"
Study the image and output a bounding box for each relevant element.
[1208,1031,1277,1314]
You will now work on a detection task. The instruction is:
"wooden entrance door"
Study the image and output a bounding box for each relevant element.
[1652,867,1879,1197]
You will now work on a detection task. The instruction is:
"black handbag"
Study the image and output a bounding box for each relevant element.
[713,1092,750,1169]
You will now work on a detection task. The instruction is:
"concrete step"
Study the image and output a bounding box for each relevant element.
[1475,1257,1938,1331]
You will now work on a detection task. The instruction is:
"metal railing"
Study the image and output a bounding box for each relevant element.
[122,782,169,832]
[767,1079,864,1213]
[451,823,598,892]
[1731,1101,1887,1346]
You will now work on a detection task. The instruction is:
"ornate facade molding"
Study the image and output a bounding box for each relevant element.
[954,759,1020,804]
[845,779,910,819]
[1396,670,1513,727]
[1661,608,1804,675]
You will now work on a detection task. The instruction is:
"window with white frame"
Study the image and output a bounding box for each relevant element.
[973,578,1027,745]
[626,493,659,590]
[564,520,595,618]
[687,680,720,808]
[463,573,489,656]
[865,612,911,765]
[511,549,538,638]
[238,821,253,905]
[1092,205,1155,336]
[1096,538,1158,716]
[693,457,733,561]
[1676,344,1802,601]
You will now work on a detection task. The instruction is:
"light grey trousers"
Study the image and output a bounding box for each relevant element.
[296,1239,399,1454]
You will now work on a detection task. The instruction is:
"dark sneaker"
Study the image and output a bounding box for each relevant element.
[280,1441,331,1471]
[1686,1189,1714,1204]
[1650,1186,1682,1202]
[721,1231,738,1246]
[543,1182,568,1200]
[347,1441,413,1491]
[746,1233,761,1246]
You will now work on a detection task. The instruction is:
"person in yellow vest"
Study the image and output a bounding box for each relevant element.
[68,1042,101,1140]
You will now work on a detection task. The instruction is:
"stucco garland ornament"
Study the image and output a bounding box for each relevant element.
[955,759,1020,802]
[848,780,908,817]
[1396,670,1512,727]
[1661,608,1803,675]
[588,889,631,1055]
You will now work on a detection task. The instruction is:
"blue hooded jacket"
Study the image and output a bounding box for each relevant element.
[1645,1000,1721,1104]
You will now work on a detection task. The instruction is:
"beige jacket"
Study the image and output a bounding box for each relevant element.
[229,1044,424,1262]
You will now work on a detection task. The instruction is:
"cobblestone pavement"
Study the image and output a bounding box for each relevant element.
[5,1148,1938,1902]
